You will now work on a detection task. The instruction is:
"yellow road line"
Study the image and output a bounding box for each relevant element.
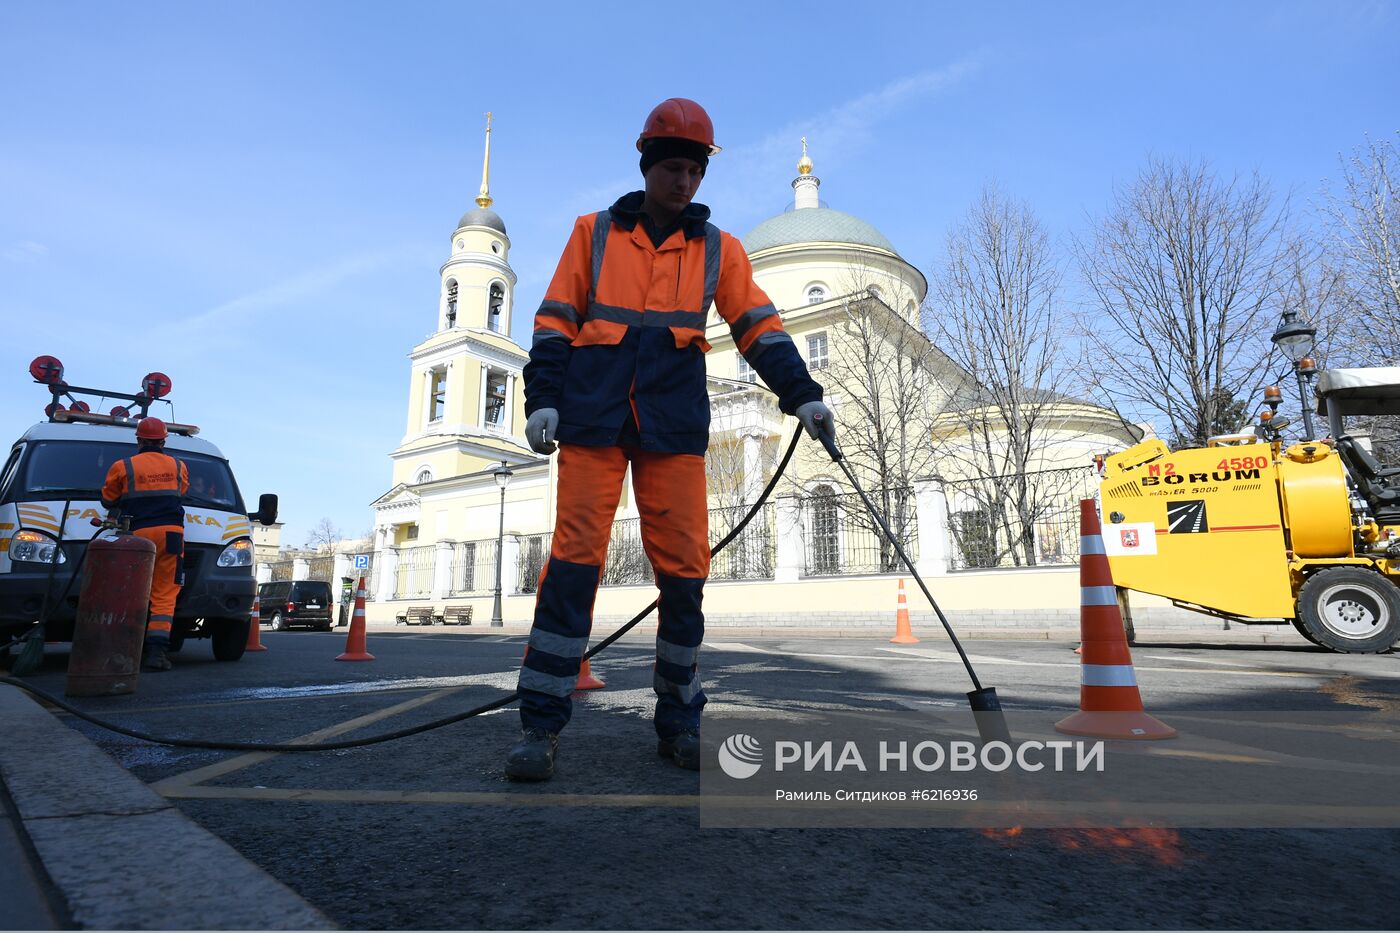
[150,686,465,793]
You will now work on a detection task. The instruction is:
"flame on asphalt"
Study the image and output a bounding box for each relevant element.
[980,826,1184,865]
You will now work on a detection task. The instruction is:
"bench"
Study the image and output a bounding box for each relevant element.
[394,606,441,626]
[442,606,473,626]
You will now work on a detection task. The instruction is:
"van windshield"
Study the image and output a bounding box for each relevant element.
[14,441,245,513]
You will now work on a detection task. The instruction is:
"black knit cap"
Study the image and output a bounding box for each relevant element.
[639,137,709,176]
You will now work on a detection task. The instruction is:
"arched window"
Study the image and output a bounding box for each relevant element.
[488,283,505,333]
[445,280,458,328]
[807,483,840,575]
[806,284,828,305]
[415,468,433,484]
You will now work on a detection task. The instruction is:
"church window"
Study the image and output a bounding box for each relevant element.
[428,368,447,422]
[446,280,458,328]
[483,368,508,427]
[456,239,464,250]
[807,332,829,371]
[488,283,506,333]
[404,523,419,542]
[806,284,827,305]
[736,354,756,384]
[807,484,840,575]
[491,241,502,255]
[415,468,433,484]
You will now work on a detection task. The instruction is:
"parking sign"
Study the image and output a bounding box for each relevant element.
[353,554,370,569]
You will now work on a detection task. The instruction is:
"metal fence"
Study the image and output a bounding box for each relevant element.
[942,466,1097,570]
[709,502,776,581]
[393,545,435,599]
[448,540,497,596]
[266,559,295,583]
[516,534,550,593]
[798,488,918,576]
[306,555,334,582]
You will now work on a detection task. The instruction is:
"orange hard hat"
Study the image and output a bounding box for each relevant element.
[636,98,721,155]
[136,417,168,440]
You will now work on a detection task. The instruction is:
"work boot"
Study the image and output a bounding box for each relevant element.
[141,641,172,673]
[657,729,701,771]
[505,728,559,782]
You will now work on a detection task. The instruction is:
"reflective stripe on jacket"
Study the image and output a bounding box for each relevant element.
[101,451,189,530]
[523,191,823,455]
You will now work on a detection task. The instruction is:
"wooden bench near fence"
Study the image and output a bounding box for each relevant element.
[394,606,442,626]
[442,606,473,626]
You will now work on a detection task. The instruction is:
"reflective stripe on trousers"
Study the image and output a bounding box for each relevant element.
[517,444,709,736]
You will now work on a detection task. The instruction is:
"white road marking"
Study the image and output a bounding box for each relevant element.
[703,641,765,652]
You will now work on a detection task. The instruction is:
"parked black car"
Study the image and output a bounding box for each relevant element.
[257,580,334,631]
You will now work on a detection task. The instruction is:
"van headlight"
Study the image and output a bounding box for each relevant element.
[217,537,254,567]
[11,530,65,564]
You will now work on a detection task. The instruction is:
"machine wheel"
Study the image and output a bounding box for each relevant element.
[269,612,285,632]
[320,621,334,632]
[210,618,249,661]
[1297,567,1400,653]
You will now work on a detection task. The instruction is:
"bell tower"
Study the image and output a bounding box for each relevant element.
[387,112,531,493]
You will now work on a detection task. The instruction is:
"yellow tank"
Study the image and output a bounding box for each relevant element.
[1277,443,1351,558]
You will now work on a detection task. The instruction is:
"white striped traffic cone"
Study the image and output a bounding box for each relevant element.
[1055,499,1175,740]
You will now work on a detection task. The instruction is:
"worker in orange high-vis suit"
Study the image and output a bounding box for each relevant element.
[101,417,189,672]
[507,98,835,781]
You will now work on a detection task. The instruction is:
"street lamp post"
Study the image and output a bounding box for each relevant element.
[1270,308,1319,440]
[490,461,514,627]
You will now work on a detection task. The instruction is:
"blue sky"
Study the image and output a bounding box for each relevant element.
[2,1,1396,546]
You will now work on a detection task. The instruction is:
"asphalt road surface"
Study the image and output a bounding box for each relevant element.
[23,627,1400,930]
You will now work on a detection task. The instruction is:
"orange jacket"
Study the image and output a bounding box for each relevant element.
[101,450,189,530]
[524,192,822,454]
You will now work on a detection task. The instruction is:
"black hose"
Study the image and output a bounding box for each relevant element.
[0,430,806,752]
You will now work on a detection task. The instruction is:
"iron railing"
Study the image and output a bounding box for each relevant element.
[708,502,776,581]
[392,545,435,599]
[798,488,918,576]
[448,540,498,596]
[942,466,1097,570]
[516,534,550,593]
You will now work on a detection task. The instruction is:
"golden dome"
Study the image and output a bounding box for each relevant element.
[797,136,813,176]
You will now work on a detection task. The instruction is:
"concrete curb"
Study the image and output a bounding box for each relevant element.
[0,686,336,931]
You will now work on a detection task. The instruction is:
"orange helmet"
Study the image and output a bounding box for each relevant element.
[636,98,721,155]
[136,417,168,440]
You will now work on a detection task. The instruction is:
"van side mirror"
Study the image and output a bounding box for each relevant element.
[250,493,278,526]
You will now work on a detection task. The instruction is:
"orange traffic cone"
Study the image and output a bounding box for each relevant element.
[335,577,375,662]
[1056,500,1175,740]
[890,579,919,644]
[575,656,606,690]
[245,593,268,652]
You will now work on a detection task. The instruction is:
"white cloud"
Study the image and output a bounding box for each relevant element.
[709,55,985,221]
[3,241,48,263]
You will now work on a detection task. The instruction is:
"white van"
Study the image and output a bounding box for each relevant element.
[0,420,277,662]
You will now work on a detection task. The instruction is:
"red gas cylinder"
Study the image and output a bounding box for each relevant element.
[66,534,156,697]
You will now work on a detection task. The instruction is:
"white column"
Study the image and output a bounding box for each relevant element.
[378,546,399,602]
[501,534,522,595]
[432,540,454,599]
[741,430,764,505]
[422,369,433,429]
[505,373,517,434]
[291,557,310,581]
[477,363,488,427]
[256,563,272,585]
[775,496,803,583]
[914,478,950,576]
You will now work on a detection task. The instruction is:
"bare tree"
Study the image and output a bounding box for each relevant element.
[1322,133,1400,363]
[304,517,342,552]
[796,258,945,571]
[1077,158,1292,447]
[927,186,1082,566]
